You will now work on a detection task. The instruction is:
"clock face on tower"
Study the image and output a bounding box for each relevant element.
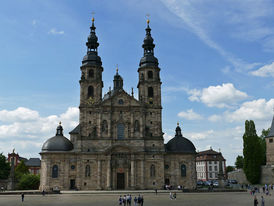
[87,96,95,105]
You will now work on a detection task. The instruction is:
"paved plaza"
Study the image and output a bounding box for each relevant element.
[0,192,274,206]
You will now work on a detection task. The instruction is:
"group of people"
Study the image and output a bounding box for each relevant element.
[169,192,176,200]
[118,194,144,206]
[253,196,264,206]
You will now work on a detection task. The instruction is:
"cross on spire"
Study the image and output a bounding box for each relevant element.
[91,11,95,22]
[146,13,150,24]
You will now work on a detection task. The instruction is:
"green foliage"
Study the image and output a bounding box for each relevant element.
[17,174,40,190]
[235,155,244,169]
[226,166,234,175]
[0,153,10,179]
[243,120,263,184]
[15,161,29,181]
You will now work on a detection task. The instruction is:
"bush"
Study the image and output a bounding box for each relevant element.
[17,174,40,190]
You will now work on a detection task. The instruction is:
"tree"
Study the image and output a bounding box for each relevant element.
[15,161,29,181]
[235,155,244,169]
[226,166,234,176]
[243,120,263,184]
[259,128,270,165]
[17,174,40,190]
[0,153,10,179]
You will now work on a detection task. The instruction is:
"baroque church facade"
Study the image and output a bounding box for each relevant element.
[40,18,197,191]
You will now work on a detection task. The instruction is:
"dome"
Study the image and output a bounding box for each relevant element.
[42,123,73,152]
[166,125,196,154]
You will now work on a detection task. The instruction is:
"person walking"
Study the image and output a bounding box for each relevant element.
[140,196,144,206]
[254,196,258,206]
[129,194,132,206]
[134,196,137,206]
[21,193,24,202]
[119,195,123,206]
[173,192,176,200]
[169,192,173,200]
[261,196,265,206]
[137,195,141,206]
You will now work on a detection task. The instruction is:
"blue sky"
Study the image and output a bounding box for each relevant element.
[0,0,274,165]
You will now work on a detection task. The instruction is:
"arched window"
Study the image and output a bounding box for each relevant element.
[85,165,90,177]
[88,86,94,98]
[150,164,156,177]
[148,87,154,97]
[134,120,140,132]
[52,165,58,178]
[88,69,94,78]
[102,120,108,133]
[148,71,153,79]
[181,164,186,177]
[117,123,125,140]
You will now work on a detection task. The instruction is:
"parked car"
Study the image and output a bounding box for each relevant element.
[197,180,204,186]
[204,180,212,186]
[213,181,219,187]
[228,179,238,184]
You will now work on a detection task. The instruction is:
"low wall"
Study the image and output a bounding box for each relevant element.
[260,165,274,184]
[227,169,249,184]
[228,166,274,184]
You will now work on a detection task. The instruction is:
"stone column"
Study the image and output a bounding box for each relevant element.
[106,159,111,189]
[131,158,135,188]
[140,115,144,138]
[98,112,102,137]
[97,160,102,189]
[130,112,134,137]
[140,160,144,188]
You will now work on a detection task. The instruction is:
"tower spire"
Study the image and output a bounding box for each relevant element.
[139,18,158,68]
[82,15,102,66]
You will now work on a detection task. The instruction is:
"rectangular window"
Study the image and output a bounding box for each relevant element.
[209,173,212,178]
[269,138,273,143]
[214,161,217,164]
[209,166,212,171]
[209,161,212,164]
[214,166,217,171]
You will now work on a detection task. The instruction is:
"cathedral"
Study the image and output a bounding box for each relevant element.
[40,18,197,191]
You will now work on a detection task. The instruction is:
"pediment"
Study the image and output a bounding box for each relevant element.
[102,89,141,107]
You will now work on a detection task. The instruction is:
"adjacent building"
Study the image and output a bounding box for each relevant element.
[40,18,197,191]
[265,115,274,165]
[196,148,226,181]
[7,150,41,175]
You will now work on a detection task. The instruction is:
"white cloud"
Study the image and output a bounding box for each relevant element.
[48,28,64,35]
[225,98,274,123]
[208,114,222,122]
[0,107,78,139]
[188,83,248,108]
[163,133,173,143]
[185,130,214,140]
[178,109,203,120]
[0,107,39,122]
[250,62,274,77]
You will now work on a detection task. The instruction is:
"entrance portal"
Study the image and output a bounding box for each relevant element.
[70,179,76,189]
[117,173,125,189]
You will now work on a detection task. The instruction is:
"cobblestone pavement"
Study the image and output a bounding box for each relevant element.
[0,192,273,206]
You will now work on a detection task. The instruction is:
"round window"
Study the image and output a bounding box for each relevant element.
[71,165,75,170]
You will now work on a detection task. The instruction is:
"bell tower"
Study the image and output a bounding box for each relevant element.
[79,17,103,106]
[137,19,162,108]
[138,19,163,138]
